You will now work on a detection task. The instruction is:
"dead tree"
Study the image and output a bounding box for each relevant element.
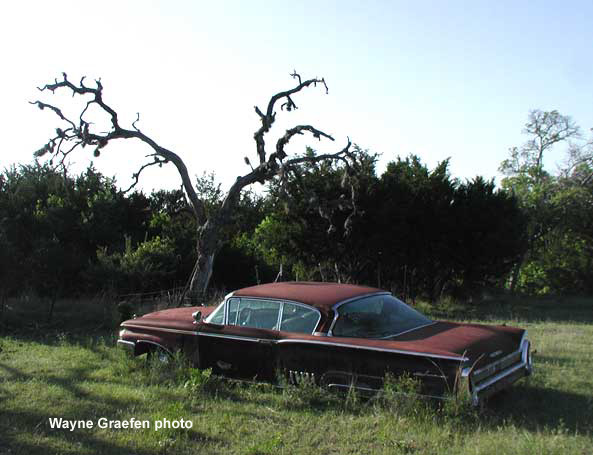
[32,72,357,300]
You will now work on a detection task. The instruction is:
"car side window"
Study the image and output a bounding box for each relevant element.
[280,303,319,334]
[227,298,240,325]
[229,299,281,330]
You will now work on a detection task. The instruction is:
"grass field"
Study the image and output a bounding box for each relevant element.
[1,295,592,454]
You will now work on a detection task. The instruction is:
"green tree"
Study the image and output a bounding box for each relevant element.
[375,155,457,301]
[450,177,526,295]
[500,110,581,291]
[0,162,152,301]
[253,145,377,283]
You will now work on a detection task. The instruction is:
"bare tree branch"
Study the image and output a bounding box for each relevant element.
[34,71,356,298]
[122,155,168,193]
[253,71,329,165]
[290,70,301,85]
[132,112,141,131]
[283,138,352,169]
[30,101,77,130]
[32,73,207,224]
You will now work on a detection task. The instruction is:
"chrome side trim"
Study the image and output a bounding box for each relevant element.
[116,339,135,353]
[276,338,467,361]
[326,383,448,401]
[121,323,197,336]
[379,321,438,339]
[197,331,466,361]
[412,371,447,379]
[473,360,525,394]
[197,331,261,343]
[327,383,378,393]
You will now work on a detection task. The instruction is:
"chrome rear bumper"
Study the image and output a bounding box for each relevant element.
[464,335,532,406]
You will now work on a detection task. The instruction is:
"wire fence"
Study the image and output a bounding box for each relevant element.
[116,286,191,315]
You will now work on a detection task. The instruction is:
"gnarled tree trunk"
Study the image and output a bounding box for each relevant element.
[34,72,358,301]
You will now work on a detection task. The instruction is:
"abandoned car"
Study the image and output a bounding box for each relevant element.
[117,282,532,405]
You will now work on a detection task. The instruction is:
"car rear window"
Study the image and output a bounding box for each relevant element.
[332,294,432,339]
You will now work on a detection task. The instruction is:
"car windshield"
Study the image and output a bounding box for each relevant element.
[332,294,432,339]
[205,301,225,324]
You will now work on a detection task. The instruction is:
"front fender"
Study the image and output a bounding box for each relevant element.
[118,327,177,357]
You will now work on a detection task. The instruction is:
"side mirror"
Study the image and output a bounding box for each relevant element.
[192,310,202,324]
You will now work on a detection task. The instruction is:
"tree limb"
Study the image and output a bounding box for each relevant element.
[34,71,357,296]
[32,74,207,224]
[275,125,334,161]
[253,71,329,165]
[122,155,169,193]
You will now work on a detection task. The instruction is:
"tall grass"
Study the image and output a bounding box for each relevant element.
[1,295,592,454]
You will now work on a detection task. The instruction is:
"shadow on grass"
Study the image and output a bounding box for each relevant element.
[0,408,216,455]
[485,383,593,434]
[533,353,580,368]
[0,361,219,455]
[0,361,148,415]
[0,327,118,350]
[425,295,593,325]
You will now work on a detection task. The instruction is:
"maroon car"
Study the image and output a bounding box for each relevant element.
[117,282,532,405]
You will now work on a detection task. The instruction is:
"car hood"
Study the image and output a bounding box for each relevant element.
[121,306,215,332]
[391,321,525,365]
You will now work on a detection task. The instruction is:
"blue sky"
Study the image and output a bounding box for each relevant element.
[1,0,592,192]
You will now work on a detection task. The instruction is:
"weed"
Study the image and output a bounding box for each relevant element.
[374,372,431,419]
[184,367,213,394]
[1,296,593,454]
[278,373,343,411]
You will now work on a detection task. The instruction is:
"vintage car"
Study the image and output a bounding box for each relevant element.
[117,282,532,405]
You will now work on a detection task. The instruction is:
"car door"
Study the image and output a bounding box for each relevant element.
[197,297,281,381]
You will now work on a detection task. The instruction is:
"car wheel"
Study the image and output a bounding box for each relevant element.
[147,346,172,365]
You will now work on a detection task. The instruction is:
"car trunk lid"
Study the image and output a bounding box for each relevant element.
[392,321,525,366]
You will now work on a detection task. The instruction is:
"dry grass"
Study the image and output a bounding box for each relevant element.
[1,294,592,454]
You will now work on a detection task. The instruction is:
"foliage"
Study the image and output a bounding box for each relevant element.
[256,152,525,301]
[3,108,593,300]
[255,145,380,283]
[500,109,593,294]
[98,236,180,293]
[183,367,213,394]
[450,177,527,294]
[375,155,459,300]
[0,162,151,299]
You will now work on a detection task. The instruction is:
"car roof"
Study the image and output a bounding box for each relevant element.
[232,282,385,310]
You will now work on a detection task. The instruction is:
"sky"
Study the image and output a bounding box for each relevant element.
[1,0,592,193]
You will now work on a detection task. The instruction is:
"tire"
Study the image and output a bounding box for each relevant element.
[146,346,172,365]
